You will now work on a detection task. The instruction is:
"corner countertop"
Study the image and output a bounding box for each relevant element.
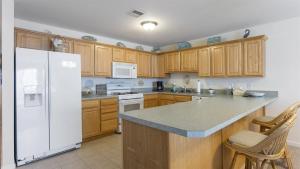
[119,95,277,138]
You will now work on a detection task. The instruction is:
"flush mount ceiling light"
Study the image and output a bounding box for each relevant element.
[141,21,158,31]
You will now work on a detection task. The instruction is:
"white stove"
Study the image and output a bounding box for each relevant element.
[107,83,144,133]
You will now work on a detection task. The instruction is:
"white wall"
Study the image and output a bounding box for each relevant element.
[15,18,153,51]
[164,17,300,147]
[1,0,15,168]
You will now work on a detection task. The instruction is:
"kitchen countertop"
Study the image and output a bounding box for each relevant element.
[119,95,277,138]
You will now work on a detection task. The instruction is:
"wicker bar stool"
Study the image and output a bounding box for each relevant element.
[225,114,297,169]
[252,102,300,132]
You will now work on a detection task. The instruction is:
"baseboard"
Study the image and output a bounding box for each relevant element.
[287,140,300,148]
[1,163,16,169]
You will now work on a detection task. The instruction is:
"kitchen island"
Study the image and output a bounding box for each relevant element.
[120,95,277,169]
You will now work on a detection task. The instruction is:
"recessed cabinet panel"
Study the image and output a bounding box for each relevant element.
[198,48,211,77]
[243,39,264,76]
[74,41,95,76]
[211,46,226,77]
[180,49,198,72]
[16,29,50,50]
[226,42,242,76]
[95,45,112,77]
[165,52,181,72]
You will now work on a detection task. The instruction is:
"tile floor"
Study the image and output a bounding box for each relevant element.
[17,134,299,169]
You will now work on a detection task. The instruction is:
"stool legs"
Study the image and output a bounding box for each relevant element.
[230,152,238,169]
[284,147,293,169]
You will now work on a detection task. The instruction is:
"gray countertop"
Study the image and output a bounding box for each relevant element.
[119,95,277,138]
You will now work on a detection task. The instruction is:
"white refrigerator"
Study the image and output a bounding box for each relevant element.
[15,48,82,166]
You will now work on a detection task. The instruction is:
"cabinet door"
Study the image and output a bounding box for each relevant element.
[137,52,151,77]
[174,95,192,102]
[211,46,226,77]
[64,38,74,53]
[180,49,198,72]
[74,41,95,76]
[243,39,265,76]
[15,29,50,50]
[82,108,101,139]
[226,42,242,76]
[112,48,126,62]
[198,48,211,77]
[125,50,137,63]
[95,45,112,77]
[165,52,181,72]
[158,55,167,77]
[144,94,159,108]
[151,55,159,77]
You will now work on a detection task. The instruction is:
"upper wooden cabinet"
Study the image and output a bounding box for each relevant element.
[211,45,226,77]
[15,29,50,50]
[198,48,211,77]
[226,42,242,76]
[243,39,265,76]
[74,41,95,76]
[180,49,198,72]
[152,55,167,78]
[95,45,112,77]
[112,48,125,62]
[165,52,181,72]
[112,48,137,63]
[125,50,137,63]
[137,52,152,77]
[62,38,74,53]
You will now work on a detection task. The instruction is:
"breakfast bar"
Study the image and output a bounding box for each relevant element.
[120,95,277,169]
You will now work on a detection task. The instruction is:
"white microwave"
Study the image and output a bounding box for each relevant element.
[112,62,137,78]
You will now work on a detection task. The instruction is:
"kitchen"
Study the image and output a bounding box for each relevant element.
[1,0,300,169]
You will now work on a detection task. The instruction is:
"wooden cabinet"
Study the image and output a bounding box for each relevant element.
[137,52,152,77]
[226,42,242,76]
[15,29,50,50]
[211,45,226,77]
[174,95,192,102]
[180,49,198,72]
[165,52,181,72]
[63,38,74,53]
[95,45,112,77]
[74,41,95,76]
[82,100,101,139]
[152,55,167,78]
[198,48,211,77]
[144,94,159,108]
[112,48,126,62]
[158,94,175,106]
[100,98,118,132]
[125,50,137,63]
[243,39,265,76]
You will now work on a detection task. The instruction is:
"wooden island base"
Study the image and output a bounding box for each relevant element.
[122,108,264,169]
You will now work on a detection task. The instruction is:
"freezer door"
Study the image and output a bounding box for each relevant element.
[16,48,50,161]
[49,52,82,151]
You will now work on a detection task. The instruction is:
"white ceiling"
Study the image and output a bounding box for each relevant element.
[15,0,300,47]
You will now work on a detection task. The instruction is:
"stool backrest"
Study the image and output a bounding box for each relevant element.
[251,114,296,156]
[271,101,300,126]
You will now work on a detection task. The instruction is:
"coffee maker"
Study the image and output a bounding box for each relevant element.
[153,81,164,91]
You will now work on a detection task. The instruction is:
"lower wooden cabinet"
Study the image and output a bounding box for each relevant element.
[82,100,101,139]
[144,94,159,108]
[82,98,118,141]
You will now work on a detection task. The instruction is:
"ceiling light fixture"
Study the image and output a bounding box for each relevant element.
[141,21,158,31]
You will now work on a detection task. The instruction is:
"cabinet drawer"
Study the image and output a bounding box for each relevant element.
[101,98,118,106]
[101,112,118,121]
[144,94,158,100]
[101,105,118,114]
[101,119,118,132]
[159,94,174,100]
[82,100,100,109]
[174,95,192,102]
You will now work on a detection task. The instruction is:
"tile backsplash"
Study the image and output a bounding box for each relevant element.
[81,77,164,91]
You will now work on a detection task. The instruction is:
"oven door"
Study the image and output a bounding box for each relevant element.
[117,98,144,133]
[119,98,144,113]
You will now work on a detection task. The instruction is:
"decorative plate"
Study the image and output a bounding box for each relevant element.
[116,42,126,48]
[136,46,144,51]
[176,41,192,50]
[207,36,221,45]
[81,35,97,41]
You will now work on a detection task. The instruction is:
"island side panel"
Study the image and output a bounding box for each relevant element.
[122,120,169,169]
[168,131,222,169]
[222,107,265,169]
